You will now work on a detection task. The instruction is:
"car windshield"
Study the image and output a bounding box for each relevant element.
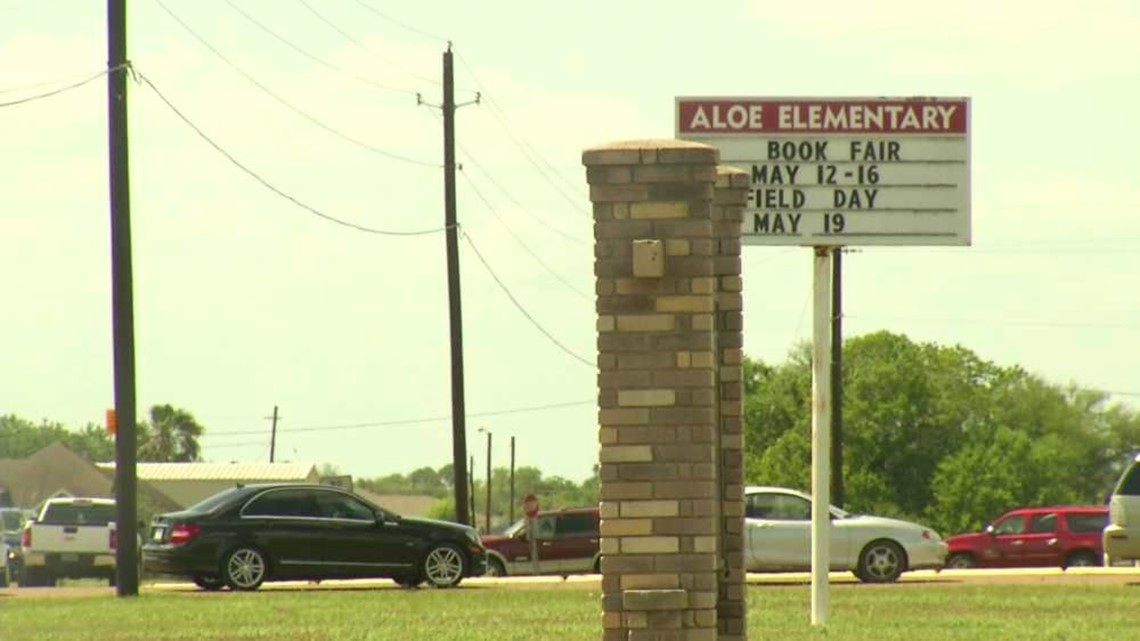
[501,518,526,537]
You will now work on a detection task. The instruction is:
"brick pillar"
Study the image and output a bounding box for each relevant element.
[585,140,721,641]
[713,167,748,641]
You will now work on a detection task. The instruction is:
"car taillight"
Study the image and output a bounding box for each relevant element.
[110,529,118,550]
[169,523,201,545]
[21,528,30,548]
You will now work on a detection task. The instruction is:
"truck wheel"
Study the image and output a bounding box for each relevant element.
[21,567,52,588]
[0,564,9,588]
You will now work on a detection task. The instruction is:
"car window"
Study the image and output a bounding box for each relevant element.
[555,513,598,537]
[244,489,320,518]
[992,515,1025,535]
[1066,513,1108,533]
[313,491,375,521]
[40,503,116,526]
[533,515,557,540]
[185,486,254,514]
[1116,462,1140,496]
[1028,513,1057,533]
[746,493,810,521]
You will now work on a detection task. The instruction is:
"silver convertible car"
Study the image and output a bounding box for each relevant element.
[745,486,947,582]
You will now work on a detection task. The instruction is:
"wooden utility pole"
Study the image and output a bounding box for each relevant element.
[484,430,492,534]
[419,44,476,527]
[268,405,279,463]
[107,0,139,598]
[509,436,516,524]
[443,44,470,527]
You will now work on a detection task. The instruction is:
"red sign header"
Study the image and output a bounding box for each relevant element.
[677,98,968,135]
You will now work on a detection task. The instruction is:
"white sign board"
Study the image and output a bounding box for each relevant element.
[676,97,971,246]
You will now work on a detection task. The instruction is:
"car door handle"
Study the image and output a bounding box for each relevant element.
[1011,540,1024,546]
[753,523,773,529]
[540,541,553,547]
[1047,538,1059,546]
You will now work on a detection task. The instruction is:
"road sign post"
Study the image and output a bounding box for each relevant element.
[523,493,539,575]
[679,96,971,625]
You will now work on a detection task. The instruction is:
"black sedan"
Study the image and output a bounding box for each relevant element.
[142,483,486,591]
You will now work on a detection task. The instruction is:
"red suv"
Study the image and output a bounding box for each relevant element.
[479,506,599,577]
[944,506,1108,569]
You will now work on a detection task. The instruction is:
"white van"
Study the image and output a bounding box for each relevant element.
[1103,454,1140,561]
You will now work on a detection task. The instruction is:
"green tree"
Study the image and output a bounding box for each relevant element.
[742,330,1140,535]
[0,415,113,462]
[138,404,204,462]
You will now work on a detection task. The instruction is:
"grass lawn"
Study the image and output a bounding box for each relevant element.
[0,581,1135,641]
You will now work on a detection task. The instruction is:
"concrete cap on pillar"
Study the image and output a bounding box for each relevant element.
[582,139,719,166]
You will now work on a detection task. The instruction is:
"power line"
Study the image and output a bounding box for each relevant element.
[221,0,419,96]
[351,0,449,43]
[459,169,592,301]
[0,68,108,95]
[137,70,447,237]
[151,0,436,168]
[461,229,595,368]
[844,314,1140,330]
[207,399,595,438]
[294,0,439,86]
[455,54,589,213]
[0,68,111,108]
[424,106,588,246]
[460,149,590,246]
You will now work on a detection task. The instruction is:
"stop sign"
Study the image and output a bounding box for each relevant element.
[522,493,539,518]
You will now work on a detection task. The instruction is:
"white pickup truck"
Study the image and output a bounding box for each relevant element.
[20,497,118,587]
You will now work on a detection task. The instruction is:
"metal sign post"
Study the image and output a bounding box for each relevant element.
[810,247,833,624]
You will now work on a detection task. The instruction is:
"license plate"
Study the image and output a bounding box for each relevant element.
[60,553,79,562]
[151,527,165,541]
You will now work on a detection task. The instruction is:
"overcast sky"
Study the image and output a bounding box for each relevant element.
[2,0,1137,484]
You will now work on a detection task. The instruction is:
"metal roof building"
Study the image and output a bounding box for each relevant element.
[97,461,320,508]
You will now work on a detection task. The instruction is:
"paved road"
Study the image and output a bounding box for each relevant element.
[3,567,1140,599]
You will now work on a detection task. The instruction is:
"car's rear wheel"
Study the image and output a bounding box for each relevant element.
[855,540,906,583]
[193,575,227,591]
[1064,551,1099,568]
[946,553,976,569]
[485,558,507,577]
[223,546,268,591]
[422,544,465,588]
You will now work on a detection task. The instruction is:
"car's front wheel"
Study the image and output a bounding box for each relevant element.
[223,546,268,591]
[193,575,227,591]
[855,540,906,583]
[422,544,465,588]
[484,557,507,577]
[946,553,976,569]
